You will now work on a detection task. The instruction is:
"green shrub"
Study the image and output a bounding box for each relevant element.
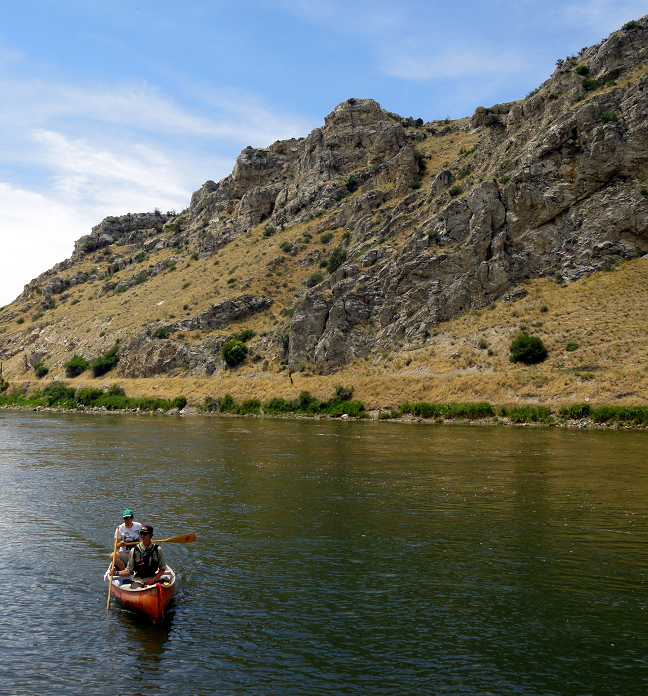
[263,397,295,414]
[263,225,277,237]
[16,317,24,324]
[499,405,553,423]
[33,362,49,378]
[107,384,125,397]
[509,333,548,364]
[601,111,619,122]
[298,391,319,412]
[233,329,256,343]
[32,312,44,322]
[170,396,187,410]
[306,273,324,287]
[320,232,333,244]
[409,178,422,190]
[483,114,502,127]
[76,387,104,406]
[153,327,170,339]
[582,78,602,92]
[41,383,76,406]
[134,251,147,263]
[221,339,247,367]
[400,401,494,419]
[279,241,293,253]
[346,175,358,193]
[333,384,354,401]
[89,343,120,377]
[227,277,237,284]
[575,64,589,75]
[449,185,463,197]
[499,175,511,184]
[558,403,591,419]
[591,405,648,425]
[565,340,578,351]
[64,354,89,378]
[0,376,8,393]
[623,20,638,29]
[641,187,648,197]
[238,399,261,414]
[326,248,347,274]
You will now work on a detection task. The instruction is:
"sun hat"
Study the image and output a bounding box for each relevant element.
[122,509,134,518]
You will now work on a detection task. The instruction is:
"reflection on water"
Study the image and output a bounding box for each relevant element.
[0,411,647,695]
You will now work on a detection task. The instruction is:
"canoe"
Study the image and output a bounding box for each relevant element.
[109,566,176,623]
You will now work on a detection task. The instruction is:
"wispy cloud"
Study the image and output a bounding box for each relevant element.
[0,66,316,305]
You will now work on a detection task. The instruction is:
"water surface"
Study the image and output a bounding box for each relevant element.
[0,411,646,695]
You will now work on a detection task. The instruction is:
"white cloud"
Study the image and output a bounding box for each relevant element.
[32,130,191,206]
[0,184,93,307]
[0,77,315,147]
[0,66,317,307]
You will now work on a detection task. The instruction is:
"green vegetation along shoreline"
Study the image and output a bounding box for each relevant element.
[2,380,648,429]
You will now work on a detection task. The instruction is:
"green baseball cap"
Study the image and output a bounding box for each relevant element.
[122,509,134,518]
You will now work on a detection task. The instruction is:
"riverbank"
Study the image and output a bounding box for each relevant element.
[2,382,648,429]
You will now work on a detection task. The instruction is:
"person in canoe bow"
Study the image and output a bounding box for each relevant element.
[110,509,142,572]
[111,524,167,587]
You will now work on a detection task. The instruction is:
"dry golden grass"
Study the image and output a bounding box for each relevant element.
[5,258,648,411]
[2,125,646,411]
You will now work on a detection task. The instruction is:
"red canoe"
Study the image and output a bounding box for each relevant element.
[109,566,176,623]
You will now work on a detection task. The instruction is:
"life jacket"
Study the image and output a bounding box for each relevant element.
[132,543,161,578]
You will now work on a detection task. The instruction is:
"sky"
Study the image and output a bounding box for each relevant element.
[1,0,646,307]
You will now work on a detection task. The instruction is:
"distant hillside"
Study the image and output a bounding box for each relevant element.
[1,16,648,409]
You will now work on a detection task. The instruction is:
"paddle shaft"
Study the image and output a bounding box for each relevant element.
[123,533,196,547]
[106,527,119,610]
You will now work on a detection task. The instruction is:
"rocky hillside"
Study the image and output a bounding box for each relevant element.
[1,16,648,389]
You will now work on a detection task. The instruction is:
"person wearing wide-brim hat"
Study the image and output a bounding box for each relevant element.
[109,509,142,571]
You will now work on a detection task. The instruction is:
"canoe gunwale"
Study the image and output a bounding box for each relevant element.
[109,566,176,623]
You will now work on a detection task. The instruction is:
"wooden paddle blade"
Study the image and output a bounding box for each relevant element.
[124,533,197,546]
[156,533,197,544]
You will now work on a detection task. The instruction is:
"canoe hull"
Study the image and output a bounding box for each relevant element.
[110,567,176,623]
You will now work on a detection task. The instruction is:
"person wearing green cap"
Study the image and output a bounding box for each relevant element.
[109,509,142,571]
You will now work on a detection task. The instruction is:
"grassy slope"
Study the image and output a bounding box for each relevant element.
[1,115,647,410]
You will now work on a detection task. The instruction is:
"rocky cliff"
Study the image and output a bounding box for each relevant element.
[1,17,648,382]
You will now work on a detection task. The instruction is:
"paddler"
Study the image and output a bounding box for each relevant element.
[109,509,142,572]
[112,524,167,587]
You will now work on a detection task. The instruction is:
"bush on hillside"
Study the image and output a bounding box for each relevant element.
[64,354,89,378]
[153,327,169,339]
[33,362,49,378]
[89,343,120,377]
[233,329,256,343]
[221,339,247,367]
[509,333,548,364]
[483,114,502,127]
[326,248,347,274]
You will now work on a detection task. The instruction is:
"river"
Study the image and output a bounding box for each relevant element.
[0,411,646,695]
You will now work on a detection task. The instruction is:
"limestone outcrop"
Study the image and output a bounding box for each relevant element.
[2,16,648,378]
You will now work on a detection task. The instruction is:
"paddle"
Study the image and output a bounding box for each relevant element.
[106,527,119,611]
[123,533,196,546]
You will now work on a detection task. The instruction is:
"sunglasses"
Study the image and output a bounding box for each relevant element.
[123,516,133,520]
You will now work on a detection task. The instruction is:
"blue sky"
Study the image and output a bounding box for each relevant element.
[1,0,646,306]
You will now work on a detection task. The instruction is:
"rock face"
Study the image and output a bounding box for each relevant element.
[3,16,648,377]
[285,18,648,371]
